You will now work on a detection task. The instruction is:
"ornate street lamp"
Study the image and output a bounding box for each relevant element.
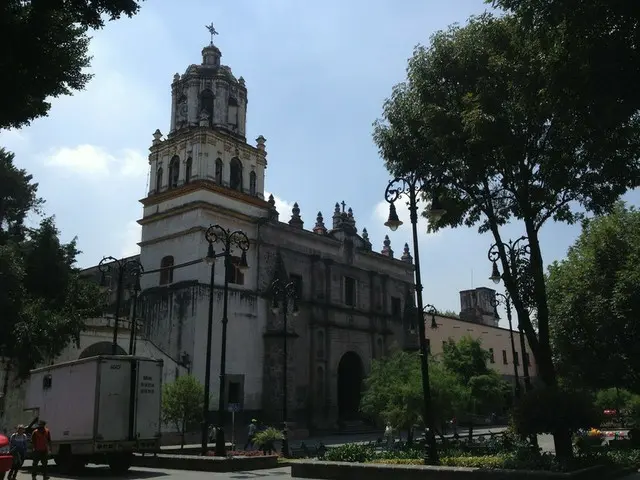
[98,256,144,355]
[270,278,299,458]
[424,304,439,330]
[487,238,532,392]
[384,174,445,465]
[201,225,250,457]
[489,292,521,399]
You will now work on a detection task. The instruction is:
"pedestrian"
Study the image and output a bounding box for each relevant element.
[244,419,257,450]
[384,423,393,448]
[8,425,28,480]
[31,420,51,480]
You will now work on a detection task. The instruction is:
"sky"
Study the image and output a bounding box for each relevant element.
[1,0,638,327]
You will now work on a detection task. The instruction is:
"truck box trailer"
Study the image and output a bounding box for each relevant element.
[25,355,163,473]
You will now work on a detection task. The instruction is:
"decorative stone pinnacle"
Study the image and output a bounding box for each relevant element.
[334,202,340,214]
[268,194,276,208]
[313,211,327,235]
[347,207,353,217]
[256,135,267,152]
[152,129,163,145]
[381,234,394,258]
[362,228,369,242]
[401,242,413,264]
[289,202,303,229]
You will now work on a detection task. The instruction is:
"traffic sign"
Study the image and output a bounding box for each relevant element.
[228,403,241,412]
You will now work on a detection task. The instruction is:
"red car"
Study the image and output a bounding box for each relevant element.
[0,434,13,477]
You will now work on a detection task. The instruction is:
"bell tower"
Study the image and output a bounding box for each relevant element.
[139,26,270,289]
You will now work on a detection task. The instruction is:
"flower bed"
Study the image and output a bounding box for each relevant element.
[206,450,275,457]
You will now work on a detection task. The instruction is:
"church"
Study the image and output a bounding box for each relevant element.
[82,37,418,432]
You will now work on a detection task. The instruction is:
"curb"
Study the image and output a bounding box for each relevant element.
[131,453,278,472]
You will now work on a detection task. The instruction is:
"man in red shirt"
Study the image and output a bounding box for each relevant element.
[31,421,51,480]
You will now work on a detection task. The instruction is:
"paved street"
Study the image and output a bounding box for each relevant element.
[8,465,296,480]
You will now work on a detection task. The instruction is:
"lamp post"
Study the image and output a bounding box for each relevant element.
[270,278,299,458]
[202,225,250,457]
[383,174,446,465]
[424,304,439,330]
[98,256,144,355]
[487,238,532,392]
[489,292,521,399]
[128,276,142,355]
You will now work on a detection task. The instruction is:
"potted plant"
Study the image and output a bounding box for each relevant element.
[253,427,284,455]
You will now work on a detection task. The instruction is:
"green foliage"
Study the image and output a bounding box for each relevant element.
[161,375,204,436]
[547,203,640,391]
[491,0,640,145]
[360,349,468,432]
[0,149,103,378]
[512,387,601,436]
[442,336,510,415]
[253,427,284,448]
[0,0,143,129]
[594,388,634,412]
[325,444,376,463]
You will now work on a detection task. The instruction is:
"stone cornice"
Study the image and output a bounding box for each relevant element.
[139,180,271,210]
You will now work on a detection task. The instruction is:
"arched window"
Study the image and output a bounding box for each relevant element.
[215,158,223,184]
[249,171,257,195]
[159,256,174,285]
[229,158,242,191]
[316,366,325,404]
[199,89,214,125]
[316,330,324,359]
[228,97,239,126]
[168,156,180,189]
[185,157,193,184]
[155,167,163,193]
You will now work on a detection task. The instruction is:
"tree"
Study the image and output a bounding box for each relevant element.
[0,149,102,387]
[442,337,510,416]
[490,0,640,144]
[162,375,205,449]
[547,203,640,391]
[372,13,640,456]
[360,349,468,440]
[0,0,144,129]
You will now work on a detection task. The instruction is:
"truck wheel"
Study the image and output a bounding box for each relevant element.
[108,453,132,473]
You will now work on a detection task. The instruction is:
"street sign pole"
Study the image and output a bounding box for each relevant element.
[227,403,241,451]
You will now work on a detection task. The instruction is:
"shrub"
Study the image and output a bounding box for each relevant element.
[253,427,283,448]
[512,387,601,436]
[325,444,376,463]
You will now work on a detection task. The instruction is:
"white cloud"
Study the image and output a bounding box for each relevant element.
[45,144,148,179]
[264,191,296,218]
[120,220,142,258]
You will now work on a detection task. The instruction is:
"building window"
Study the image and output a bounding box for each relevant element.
[228,97,239,126]
[249,171,257,195]
[160,256,174,285]
[502,350,508,365]
[343,276,356,307]
[185,157,193,183]
[229,158,242,191]
[169,155,180,188]
[155,167,163,193]
[316,330,324,359]
[199,89,214,124]
[215,158,223,184]
[514,351,520,366]
[228,381,241,405]
[391,296,401,319]
[525,352,531,366]
[426,338,431,354]
[290,274,303,299]
[226,255,245,285]
[488,348,495,364]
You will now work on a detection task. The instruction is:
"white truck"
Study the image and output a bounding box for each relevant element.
[25,355,163,473]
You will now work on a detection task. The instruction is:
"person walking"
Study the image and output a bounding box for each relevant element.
[8,425,28,480]
[244,419,257,450]
[31,421,51,480]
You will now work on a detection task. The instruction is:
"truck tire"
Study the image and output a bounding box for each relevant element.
[108,453,132,473]
[54,447,85,473]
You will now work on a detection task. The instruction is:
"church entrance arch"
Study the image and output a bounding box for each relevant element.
[337,351,364,421]
[78,342,126,359]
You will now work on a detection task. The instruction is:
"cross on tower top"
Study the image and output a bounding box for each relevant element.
[205,23,219,44]
[341,201,346,213]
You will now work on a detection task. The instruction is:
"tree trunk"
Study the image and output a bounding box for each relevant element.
[180,418,186,450]
[1,361,11,419]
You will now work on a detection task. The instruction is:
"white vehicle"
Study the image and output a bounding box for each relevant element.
[25,355,163,473]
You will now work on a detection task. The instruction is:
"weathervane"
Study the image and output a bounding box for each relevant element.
[205,23,219,45]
